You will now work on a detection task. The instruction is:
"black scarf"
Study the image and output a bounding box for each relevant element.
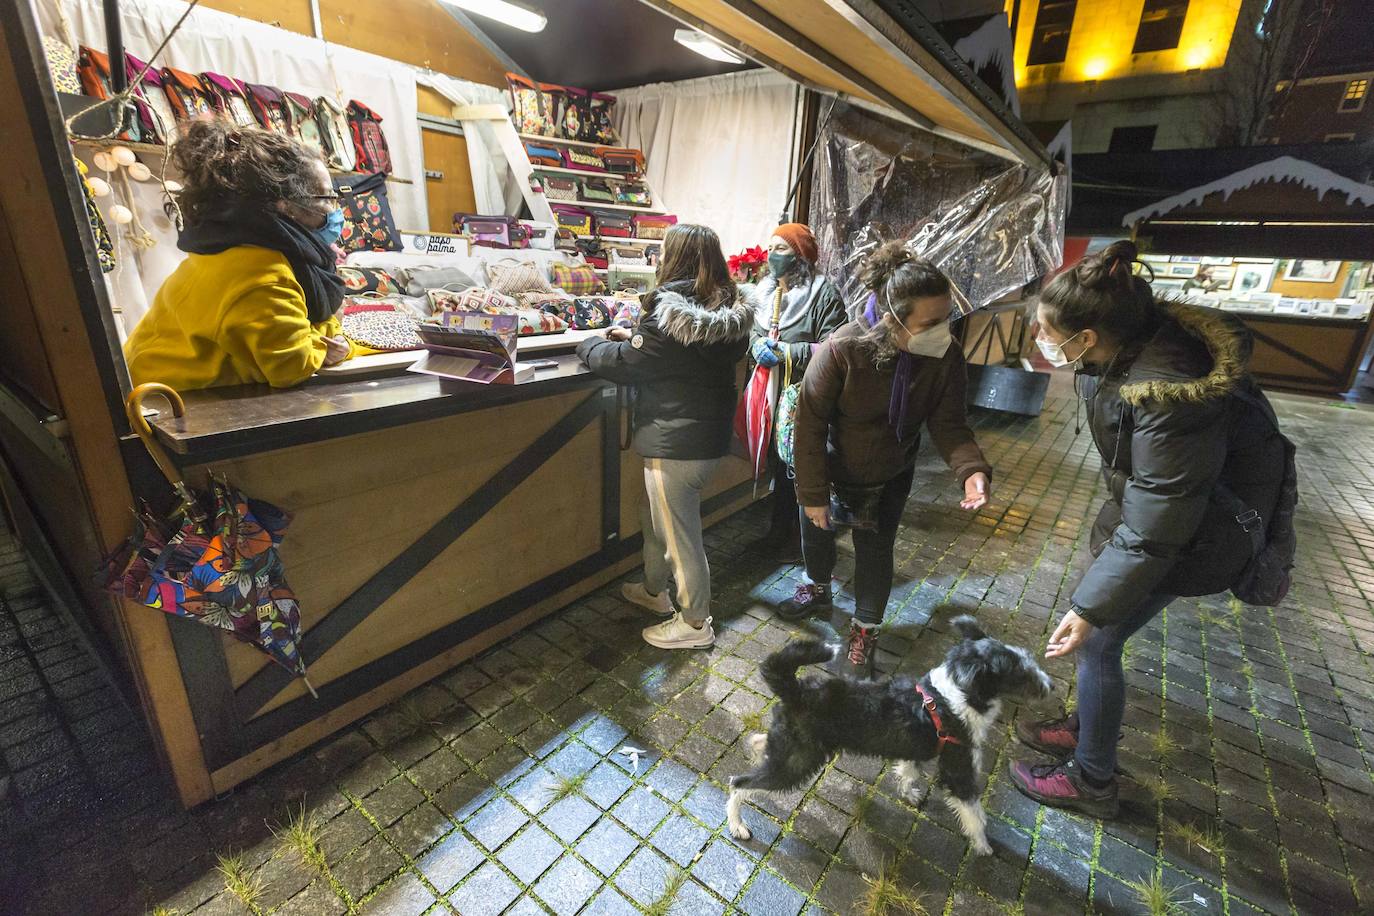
[178,201,345,324]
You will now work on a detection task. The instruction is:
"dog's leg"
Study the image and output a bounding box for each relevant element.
[895,760,933,806]
[726,786,756,840]
[944,794,992,856]
[747,732,768,763]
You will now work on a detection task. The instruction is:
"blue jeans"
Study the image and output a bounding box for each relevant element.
[1075,592,1174,782]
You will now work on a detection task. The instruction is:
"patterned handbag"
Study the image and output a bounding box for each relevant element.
[562,148,605,172]
[561,86,593,141]
[75,158,115,273]
[339,298,423,352]
[487,258,555,297]
[285,92,326,155]
[596,215,634,238]
[44,36,81,94]
[589,93,618,144]
[542,298,610,330]
[125,54,177,144]
[616,182,652,207]
[551,205,594,235]
[633,214,678,240]
[337,266,401,296]
[315,97,356,172]
[334,172,401,253]
[200,73,257,127]
[245,83,292,134]
[507,72,556,136]
[454,214,515,248]
[161,66,216,123]
[550,262,603,296]
[597,147,645,177]
[429,287,517,315]
[579,178,617,204]
[525,141,564,168]
[544,176,578,202]
[347,101,392,175]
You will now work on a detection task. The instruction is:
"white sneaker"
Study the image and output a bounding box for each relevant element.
[622,581,673,617]
[643,612,715,649]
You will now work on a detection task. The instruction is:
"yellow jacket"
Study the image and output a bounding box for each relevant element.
[124,245,345,390]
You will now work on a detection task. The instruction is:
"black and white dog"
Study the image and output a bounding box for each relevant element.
[726,616,1052,855]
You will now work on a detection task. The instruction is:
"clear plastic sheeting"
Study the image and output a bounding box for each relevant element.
[809,102,1066,317]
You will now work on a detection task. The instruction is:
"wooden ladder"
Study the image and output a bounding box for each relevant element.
[452,103,556,225]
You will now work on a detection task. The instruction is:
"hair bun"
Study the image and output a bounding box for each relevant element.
[859,241,914,290]
[1075,239,1140,290]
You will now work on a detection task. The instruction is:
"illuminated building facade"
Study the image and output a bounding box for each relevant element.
[1006,0,1263,153]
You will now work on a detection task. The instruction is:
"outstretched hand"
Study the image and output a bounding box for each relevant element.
[1046,609,1093,658]
[960,472,989,511]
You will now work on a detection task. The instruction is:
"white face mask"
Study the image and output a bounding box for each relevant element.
[887,290,951,358]
[1036,330,1085,368]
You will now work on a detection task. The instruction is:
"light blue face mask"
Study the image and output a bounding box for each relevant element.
[314,208,345,247]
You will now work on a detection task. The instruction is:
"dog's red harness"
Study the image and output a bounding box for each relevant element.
[915,684,962,753]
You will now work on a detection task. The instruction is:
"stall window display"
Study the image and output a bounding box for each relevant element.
[1143,253,1372,319]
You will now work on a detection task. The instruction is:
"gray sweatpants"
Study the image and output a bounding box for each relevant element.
[640,457,720,625]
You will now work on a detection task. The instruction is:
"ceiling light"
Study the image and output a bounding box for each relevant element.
[443,0,547,33]
[674,28,744,64]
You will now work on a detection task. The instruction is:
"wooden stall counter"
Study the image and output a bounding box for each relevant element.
[137,356,756,805]
[1225,313,1374,396]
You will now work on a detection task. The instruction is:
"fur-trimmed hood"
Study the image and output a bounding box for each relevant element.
[1118,302,1253,407]
[653,289,754,347]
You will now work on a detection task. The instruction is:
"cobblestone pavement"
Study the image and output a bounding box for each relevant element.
[3,387,1374,916]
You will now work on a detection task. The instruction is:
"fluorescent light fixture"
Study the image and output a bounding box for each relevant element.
[674,28,744,64]
[443,0,547,33]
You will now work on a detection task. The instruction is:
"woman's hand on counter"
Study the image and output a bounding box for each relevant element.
[323,335,351,366]
[607,327,633,342]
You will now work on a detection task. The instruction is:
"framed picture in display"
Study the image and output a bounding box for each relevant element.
[1141,253,1172,265]
[1231,261,1276,294]
[1171,255,1203,264]
[1167,263,1199,278]
[1282,259,1341,283]
[1201,256,1234,265]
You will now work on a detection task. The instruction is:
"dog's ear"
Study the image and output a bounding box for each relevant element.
[951,615,986,641]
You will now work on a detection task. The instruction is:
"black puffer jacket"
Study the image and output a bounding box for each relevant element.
[1071,303,1286,627]
[577,281,753,460]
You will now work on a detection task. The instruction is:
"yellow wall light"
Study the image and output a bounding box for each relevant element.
[1082,58,1111,80]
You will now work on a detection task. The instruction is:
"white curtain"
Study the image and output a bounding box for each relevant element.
[39,0,428,335]
[614,70,799,256]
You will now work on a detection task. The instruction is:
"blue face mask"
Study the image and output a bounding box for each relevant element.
[313,208,345,247]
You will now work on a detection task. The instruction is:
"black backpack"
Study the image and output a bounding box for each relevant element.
[1215,387,1297,606]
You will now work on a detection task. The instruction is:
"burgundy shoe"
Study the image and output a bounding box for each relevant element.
[1008,756,1119,819]
[777,582,832,621]
[829,621,878,680]
[1016,713,1079,756]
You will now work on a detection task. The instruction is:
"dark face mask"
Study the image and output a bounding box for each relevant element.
[768,251,796,278]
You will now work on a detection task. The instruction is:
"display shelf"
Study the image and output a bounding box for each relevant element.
[575,201,666,215]
[531,163,646,181]
[519,132,629,151]
[69,136,414,184]
[574,235,659,245]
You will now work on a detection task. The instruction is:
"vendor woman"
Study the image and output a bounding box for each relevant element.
[123,119,351,389]
[747,223,847,558]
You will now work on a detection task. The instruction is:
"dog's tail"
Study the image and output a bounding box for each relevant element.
[761,639,833,704]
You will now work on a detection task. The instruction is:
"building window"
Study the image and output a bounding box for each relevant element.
[1027,0,1077,66]
[1109,125,1159,152]
[1339,79,1368,113]
[1133,0,1190,54]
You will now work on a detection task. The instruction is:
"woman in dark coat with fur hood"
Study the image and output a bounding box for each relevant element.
[1010,241,1287,820]
[578,224,753,651]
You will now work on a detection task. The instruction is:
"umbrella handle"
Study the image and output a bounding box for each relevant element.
[124,383,188,491]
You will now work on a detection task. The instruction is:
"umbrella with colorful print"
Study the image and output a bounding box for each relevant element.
[100,384,317,696]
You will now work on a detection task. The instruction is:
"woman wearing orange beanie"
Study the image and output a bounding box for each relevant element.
[747,222,847,561]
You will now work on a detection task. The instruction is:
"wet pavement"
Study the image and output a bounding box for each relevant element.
[2,385,1372,915]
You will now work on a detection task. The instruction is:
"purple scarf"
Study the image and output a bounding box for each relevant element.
[864,293,915,439]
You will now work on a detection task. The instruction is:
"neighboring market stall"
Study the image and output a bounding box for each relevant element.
[1104,153,1374,395]
[0,0,1058,806]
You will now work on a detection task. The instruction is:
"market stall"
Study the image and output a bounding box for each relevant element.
[1122,156,1374,395]
[0,0,1057,806]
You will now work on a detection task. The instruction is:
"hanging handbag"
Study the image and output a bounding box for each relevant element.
[125,54,177,144]
[75,157,115,273]
[200,72,256,127]
[44,36,81,95]
[773,348,801,469]
[161,66,216,123]
[347,100,392,175]
[589,92,618,144]
[245,83,292,134]
[77,48,143,141]
[334,172,401,253]
[561,86,594,141]
[315,97,357,172]
[507,72,555,136]
[284,92,326,155]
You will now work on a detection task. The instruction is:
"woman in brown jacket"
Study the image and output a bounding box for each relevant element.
[783,244,992,678]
